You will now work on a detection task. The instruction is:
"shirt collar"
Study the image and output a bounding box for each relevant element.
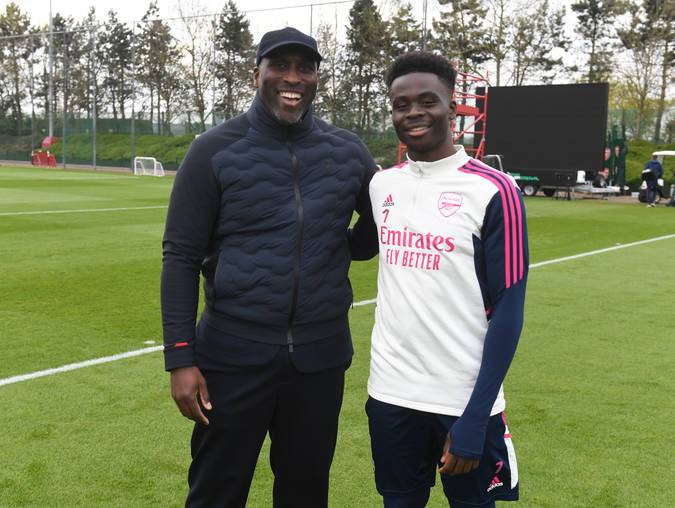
[406,146,470,176]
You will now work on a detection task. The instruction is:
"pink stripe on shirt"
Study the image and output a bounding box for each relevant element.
[459,160,524,287]
[468,159,524,281]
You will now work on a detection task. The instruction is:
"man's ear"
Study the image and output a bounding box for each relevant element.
[253,67,260,88]
[449,100,457,120]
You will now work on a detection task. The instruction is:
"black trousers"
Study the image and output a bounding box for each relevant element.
[185,348,346,508]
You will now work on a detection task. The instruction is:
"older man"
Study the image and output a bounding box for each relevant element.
[161,27,377,507]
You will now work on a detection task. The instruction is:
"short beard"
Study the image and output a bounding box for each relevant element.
[273,109,305,126]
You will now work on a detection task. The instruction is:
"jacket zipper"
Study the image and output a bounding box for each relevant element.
[287,142,303,352]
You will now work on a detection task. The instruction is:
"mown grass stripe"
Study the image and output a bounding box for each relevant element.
[1,232,673,388]
[0,205,168,217]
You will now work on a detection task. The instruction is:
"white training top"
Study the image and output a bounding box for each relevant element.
[367,146,526,416]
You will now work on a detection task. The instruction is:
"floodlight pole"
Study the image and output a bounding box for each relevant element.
[130,25,136,171]
[63,45,68,168]
[48,0,54,138]
[91,26,97,169]
[421,0,428,50]
[212,17,217,128]
[29,35,36,151]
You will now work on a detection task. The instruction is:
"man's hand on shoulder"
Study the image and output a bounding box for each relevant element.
[170,366,212,425]
[438,433,480,476]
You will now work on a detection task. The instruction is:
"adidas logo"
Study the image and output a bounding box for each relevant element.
[487,476,503,492]
[382,194,395,207]
[487,461,504,492]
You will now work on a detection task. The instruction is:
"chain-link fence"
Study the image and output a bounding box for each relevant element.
[0,1,358,171]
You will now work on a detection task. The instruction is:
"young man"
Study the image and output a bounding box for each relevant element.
[161,27,377,507]
[366,51,529,508]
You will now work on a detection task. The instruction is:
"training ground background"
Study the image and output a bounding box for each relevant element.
[0,165,674,507]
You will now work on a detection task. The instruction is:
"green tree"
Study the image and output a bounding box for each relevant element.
[431,0,489,74]
[376,3,423,135]
[345,0,388,134]
[23,32,43,142]
[386,2,422,64]
[42,8,102,125]
[45,14,81,124]
[431,0,489,141]
[485,0,509,85]
[177,0,214,132]
[136,2,182,134]
[314,22,346,126]
[136,3,160,130]
[99,10,133,122]
[213,0,254,121]
[571,0,623,82]
[85,9,104,120]
[616,2,662,139]
[643,0,674,142]
[510,0,568,86]
[0,2,33,133]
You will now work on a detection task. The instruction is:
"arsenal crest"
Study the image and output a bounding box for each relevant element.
[438,192,462,217]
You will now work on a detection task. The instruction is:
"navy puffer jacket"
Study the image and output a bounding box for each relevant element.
[161,94,377,370]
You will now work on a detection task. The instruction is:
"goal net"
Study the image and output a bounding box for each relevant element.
[133,157,165,177]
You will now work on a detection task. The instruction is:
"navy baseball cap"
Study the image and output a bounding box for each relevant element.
[255,27,322,66]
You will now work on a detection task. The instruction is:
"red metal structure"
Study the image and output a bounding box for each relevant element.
[31,151,57,167]
[397,68,489,164]
[452,69,489,159]
[31,136,57,167]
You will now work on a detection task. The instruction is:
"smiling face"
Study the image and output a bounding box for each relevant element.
[253,47,319,125]
[389,72,456,162]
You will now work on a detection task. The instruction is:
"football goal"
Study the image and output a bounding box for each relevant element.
[133,157,165,177]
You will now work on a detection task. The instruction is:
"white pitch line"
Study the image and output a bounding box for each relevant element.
[1,232,674,388]
[0,346,162,387]
[353,298,377,307]
[529,233,675,268]
[0,205,167,217]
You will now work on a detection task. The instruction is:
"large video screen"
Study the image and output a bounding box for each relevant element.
[482,83,609,173]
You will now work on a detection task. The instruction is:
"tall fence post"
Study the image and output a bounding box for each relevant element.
[29,34,36,154]
[48,0,54,138]
[90,26,97,169]
[63,35,68,169]
[212,16,217,129]
[130,26,136,172]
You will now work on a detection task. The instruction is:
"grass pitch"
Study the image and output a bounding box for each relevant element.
[0,165,674,507]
